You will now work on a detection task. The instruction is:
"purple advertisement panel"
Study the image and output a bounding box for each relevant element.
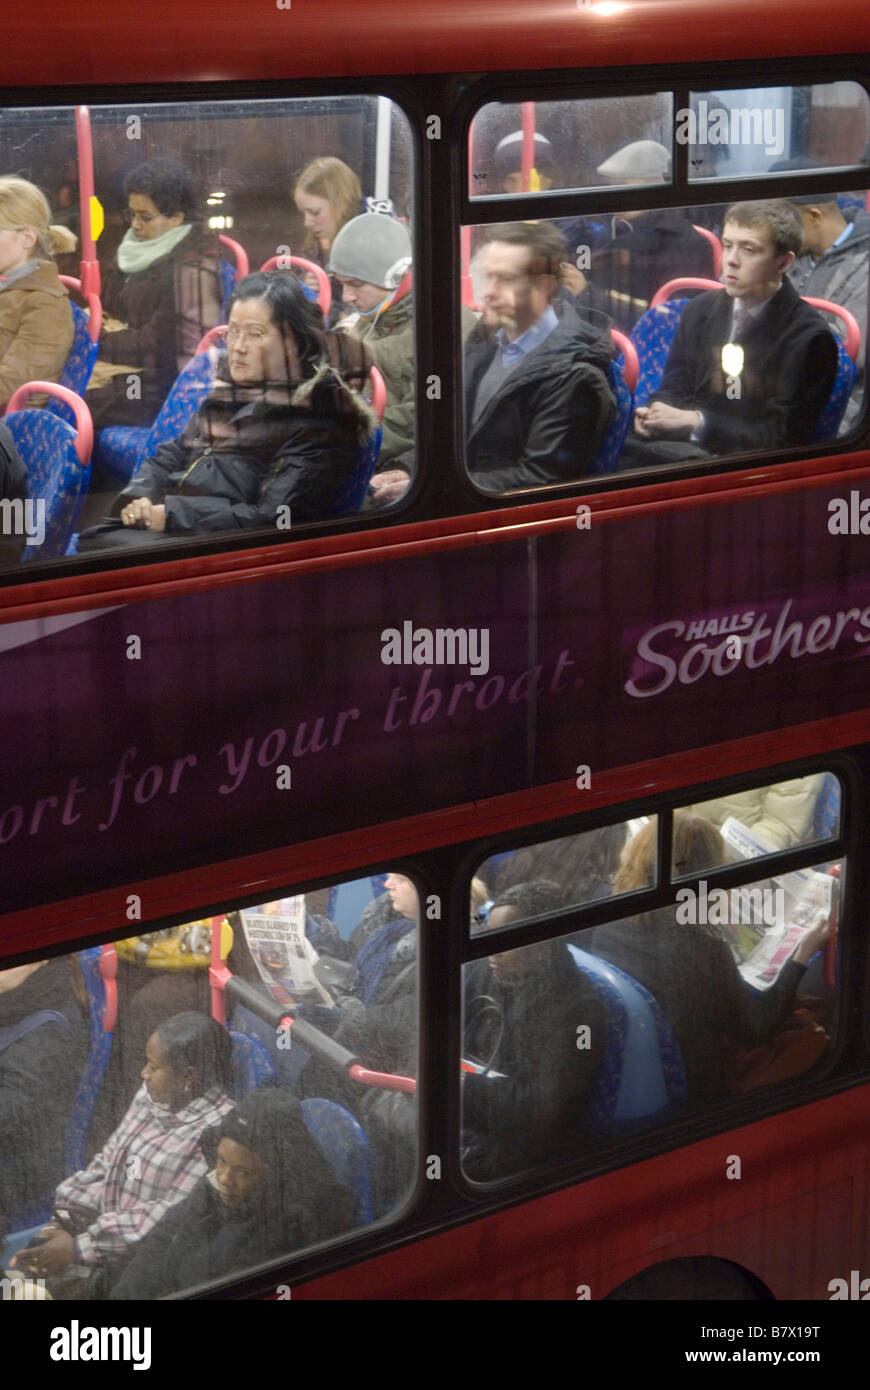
[0,482,868,913]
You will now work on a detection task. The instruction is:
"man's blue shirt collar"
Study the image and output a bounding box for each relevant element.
[497,303,559,365]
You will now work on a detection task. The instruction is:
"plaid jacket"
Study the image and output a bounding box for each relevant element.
[53,1084,234,1266]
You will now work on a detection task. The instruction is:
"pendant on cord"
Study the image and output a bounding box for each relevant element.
[721,342,744,377]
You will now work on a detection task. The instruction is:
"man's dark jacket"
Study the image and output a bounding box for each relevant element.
[464,301,615,491]
[651,278,839,454]
[585,208,714,332]
[461,943,605,1179]
[590,909,807,1109]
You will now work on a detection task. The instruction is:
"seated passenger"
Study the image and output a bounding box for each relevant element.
[589,814,833,1109]
[495,130,559,195]
[629,199,839,461]
[0,957,87,1221]
[100,919,233,1129]
[86,157,223,435]
[11,1012,233,1297]
[0,177,75,408]
[293,156,362,319]
[110,1087,355,1299]
[464,221,615,491]
[492,130,609,297]
[461,881,605,1181]
[580,140,714,331]
[77,272,373,548]
[776,161,869,433]
[297,874,418,1108]
[689,774,827,852]
[328,212,414,467]
[486,823,628,906]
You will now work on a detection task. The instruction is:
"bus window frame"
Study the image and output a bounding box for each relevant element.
[452,756,855,1194]
[456,60,870,501]
[0,75,426,587]
[0,755,862,1296]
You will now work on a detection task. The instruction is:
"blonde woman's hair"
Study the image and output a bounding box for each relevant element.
[612,812,727,896]
[0,177,77,260]
[470,876,488,911]
[294,157,361,253]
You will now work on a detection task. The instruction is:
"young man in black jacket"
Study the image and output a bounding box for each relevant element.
[465,221,616,492]
[631,199,838,460]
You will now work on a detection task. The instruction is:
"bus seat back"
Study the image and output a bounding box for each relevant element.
[300,1097,374,1225]
[568,943,686,1132]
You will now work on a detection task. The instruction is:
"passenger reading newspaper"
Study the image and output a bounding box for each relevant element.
[717,817,839,991]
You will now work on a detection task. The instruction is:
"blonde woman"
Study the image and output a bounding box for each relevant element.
[0,176,76,408]
[590,813,833,1107]
[293,156,361,264]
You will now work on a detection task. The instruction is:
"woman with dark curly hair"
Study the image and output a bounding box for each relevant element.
[87,157,223,432]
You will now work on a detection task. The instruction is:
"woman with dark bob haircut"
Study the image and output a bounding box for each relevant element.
[86,156,224,434]
[79,271,375,548]
[11,1011,234,1297]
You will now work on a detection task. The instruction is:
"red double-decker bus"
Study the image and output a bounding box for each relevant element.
[0,0,868,1333]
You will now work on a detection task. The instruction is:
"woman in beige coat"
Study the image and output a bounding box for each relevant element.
[0,177,76,409]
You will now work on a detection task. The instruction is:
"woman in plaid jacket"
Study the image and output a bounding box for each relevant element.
[12,1011,234,1297]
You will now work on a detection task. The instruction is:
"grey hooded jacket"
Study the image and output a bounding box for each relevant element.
[788,208,870,433]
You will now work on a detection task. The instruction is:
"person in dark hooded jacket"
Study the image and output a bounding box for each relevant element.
[78,271,375,549]
[110,1087,355,1299]
[464,222,615,491]
[461,881,605,1181]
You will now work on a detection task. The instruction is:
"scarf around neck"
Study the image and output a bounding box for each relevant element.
[0,260,40,291]
[117,221,192,274]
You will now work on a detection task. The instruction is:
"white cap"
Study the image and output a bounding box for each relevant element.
[596,139,670,180]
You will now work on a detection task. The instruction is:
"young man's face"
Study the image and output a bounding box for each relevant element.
[335,274,389,314]
[486,903,550,983]
[720,220,795,305]
[479,241,554,339]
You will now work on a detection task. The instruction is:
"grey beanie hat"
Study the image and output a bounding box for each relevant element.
[328,212,412,289]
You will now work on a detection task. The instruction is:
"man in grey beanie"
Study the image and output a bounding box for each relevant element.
[328,211,415,468]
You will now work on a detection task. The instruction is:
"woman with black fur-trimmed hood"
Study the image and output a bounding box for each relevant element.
[80,271,377,550]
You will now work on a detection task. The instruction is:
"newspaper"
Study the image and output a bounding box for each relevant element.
[720,816,812,905]
[738,870,835,991]
[239,897,333,1007]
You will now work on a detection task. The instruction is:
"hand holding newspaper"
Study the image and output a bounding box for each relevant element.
[240,896,334,1007]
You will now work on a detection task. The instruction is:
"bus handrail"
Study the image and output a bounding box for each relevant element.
[59,274,103,341]
[211,947,417,1093]
[259,254,332,318]
[5,381,94,464]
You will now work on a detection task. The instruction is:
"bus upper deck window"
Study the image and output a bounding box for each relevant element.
[0,93,415,576]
